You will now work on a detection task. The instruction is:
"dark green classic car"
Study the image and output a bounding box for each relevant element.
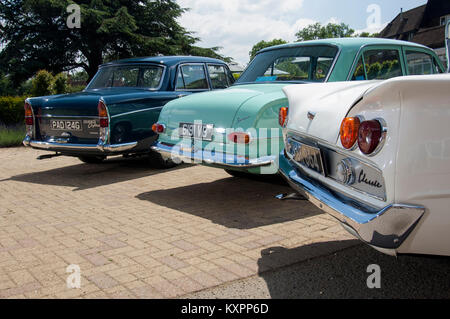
[23,56,234,167]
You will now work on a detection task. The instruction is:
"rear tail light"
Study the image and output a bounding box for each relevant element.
[24,101,33,126]
[228,132,251,144]
[152,123,166,134]
[358,120,383,155]
[279,107,288,127]
[98,100,109,128]
[340,117,360,149]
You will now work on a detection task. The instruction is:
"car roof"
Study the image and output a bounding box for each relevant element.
[258,37,429,54]
[100,56,226,67]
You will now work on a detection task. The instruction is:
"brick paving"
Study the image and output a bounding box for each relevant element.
[0,147,355,298]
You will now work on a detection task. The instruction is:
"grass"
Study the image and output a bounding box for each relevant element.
[0,124,25,148]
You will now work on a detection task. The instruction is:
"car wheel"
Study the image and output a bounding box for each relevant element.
[147,151,177,169]
[78,156,106,164]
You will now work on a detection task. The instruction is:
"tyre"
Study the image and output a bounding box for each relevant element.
[78,155,106,164]
[147,151,177,169]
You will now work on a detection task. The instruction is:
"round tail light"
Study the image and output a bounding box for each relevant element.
[358,120,382,155]
[340,117,360,149]
[152,123,166,134]
[279,107,288,127]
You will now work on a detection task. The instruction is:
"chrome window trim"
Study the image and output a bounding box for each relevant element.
[175,63,211,91]
[236,43,341,84]
[206,63,233,88]
[346,44,405,81]
[38,115,98,119]
[86,63,167,91]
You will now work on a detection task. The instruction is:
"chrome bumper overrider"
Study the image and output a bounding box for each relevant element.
[23,136,137,153]
[151,142,276,168]
[279,155,425,252]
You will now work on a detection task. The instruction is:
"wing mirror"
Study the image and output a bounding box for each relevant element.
[446,20,450,73]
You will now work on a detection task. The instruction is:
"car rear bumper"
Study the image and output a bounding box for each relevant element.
[279,154,425,254]
[23,136,137,154]
[151,142,276,168]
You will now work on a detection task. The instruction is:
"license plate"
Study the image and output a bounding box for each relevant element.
[287,138,325,175]
[179,123,214,141]
[51,120,82,131]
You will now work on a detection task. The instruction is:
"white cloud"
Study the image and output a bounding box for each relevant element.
[177,0,315,65]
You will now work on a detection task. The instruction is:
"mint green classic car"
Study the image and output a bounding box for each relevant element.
[152,38,444,175]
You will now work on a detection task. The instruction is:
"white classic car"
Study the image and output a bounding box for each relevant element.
[279,73,450,256]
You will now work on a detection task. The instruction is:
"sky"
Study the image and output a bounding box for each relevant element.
[176,0,428,65]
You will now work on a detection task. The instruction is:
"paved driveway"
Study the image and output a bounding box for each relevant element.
[0,147,356,298]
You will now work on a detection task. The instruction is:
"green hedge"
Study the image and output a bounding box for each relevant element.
[0,96,26,126]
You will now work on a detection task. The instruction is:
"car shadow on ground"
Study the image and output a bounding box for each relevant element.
[136,175,322,229]
[1,156,190,191]
[257,241,450,298]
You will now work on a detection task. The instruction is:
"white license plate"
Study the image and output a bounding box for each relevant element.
[179,123,214,141]
[287,138,325,175]
[51,120,82,131]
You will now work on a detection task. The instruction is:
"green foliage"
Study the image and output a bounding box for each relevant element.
[66,85,86,93]
[31,70,54,97]
[358,32,380,38]
[249,39,288,61]
[0,0,229,85]
[52,73,69,94]
[0,96,25,126]
[0,124,25,148]
[296,22,355,41]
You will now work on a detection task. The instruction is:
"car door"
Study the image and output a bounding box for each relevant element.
[206,63,235,90]
[348,45,406,81]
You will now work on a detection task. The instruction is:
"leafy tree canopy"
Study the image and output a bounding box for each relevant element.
[0,0,230,85]
[296,22,356,41]
[249,39,288,61]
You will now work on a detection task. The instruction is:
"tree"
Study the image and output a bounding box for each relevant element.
[53,73,69,94]
[0,0,228,85]
[31,70,54,97]
[296,22,356,41]
[249,39,288,61]
[358,32,380,37]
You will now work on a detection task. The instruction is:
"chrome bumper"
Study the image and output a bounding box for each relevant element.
[151,142,276,168]
[279,155,424,252]
[23,136,137,153]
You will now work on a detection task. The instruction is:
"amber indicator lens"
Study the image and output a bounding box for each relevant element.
[279,107,288,127]
[98,101,109,127]
[228,132,250,144]
[358,120,382,155]
[24,102,33,125]
[340,117,360,149]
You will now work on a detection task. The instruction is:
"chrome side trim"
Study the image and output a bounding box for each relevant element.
[151,142,275,168]
[111,106,163,119]
[280,158,424,250]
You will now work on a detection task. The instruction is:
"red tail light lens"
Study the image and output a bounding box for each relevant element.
[279,107,288,127]
[98,100,109,128]
[228,132,251,144]
[340,117,360,149]
[358,120,382,155]
[152,123,166,134]
[24,102,33,125]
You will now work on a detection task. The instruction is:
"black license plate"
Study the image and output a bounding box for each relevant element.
[179,123,214,141]
[51,120,82,131]
[287,138,325,175]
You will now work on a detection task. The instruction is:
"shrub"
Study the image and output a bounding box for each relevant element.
[0,96,25,126]
[0,124,25,148]
[31,70,54,97]
[52,73,69,94]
